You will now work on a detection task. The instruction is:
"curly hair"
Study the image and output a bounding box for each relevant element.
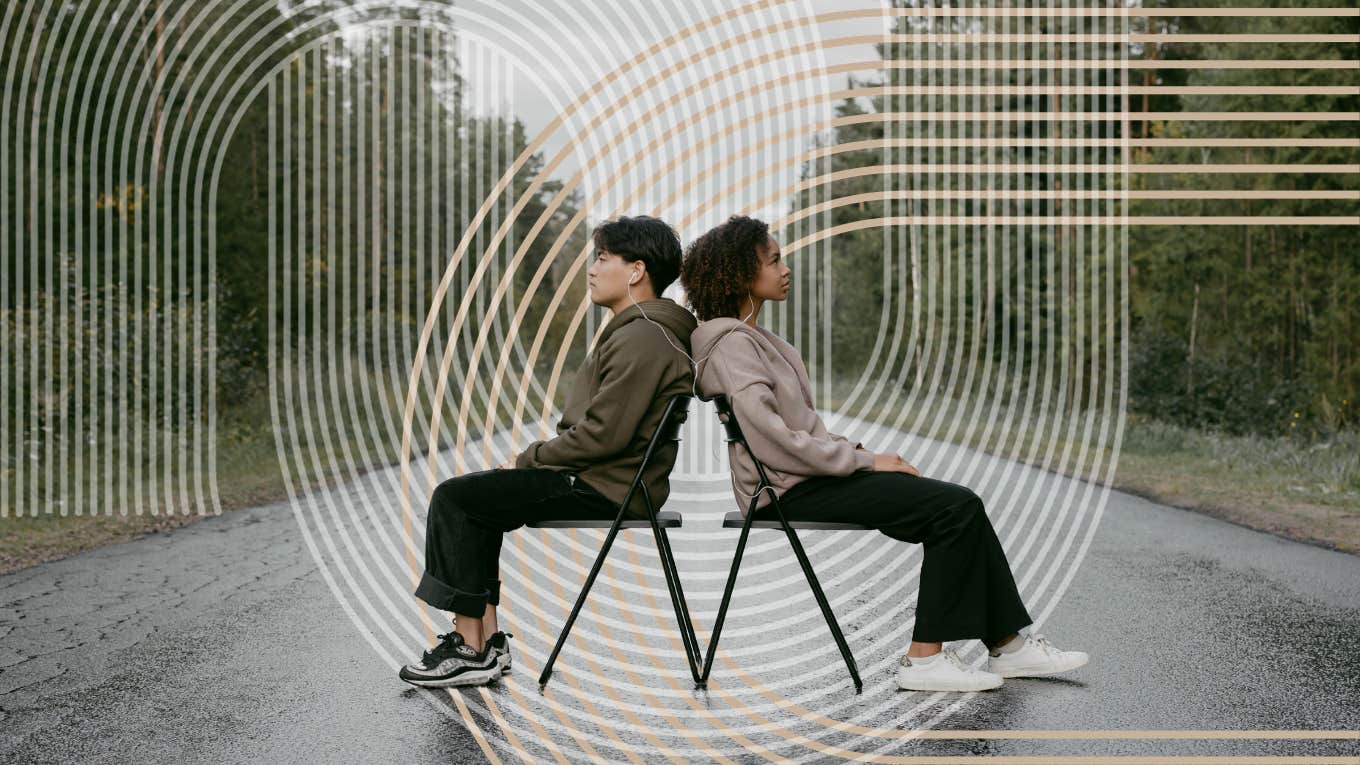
[679,215,769,321]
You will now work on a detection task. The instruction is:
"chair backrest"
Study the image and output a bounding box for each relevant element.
[704,393,745,444]
[637,393,692,467]
[700,393,775,493]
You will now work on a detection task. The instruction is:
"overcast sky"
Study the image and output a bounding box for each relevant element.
[326,0,888,231]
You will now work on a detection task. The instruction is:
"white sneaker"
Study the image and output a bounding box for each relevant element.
[896,648,1005,692]
[985,632,1089,678]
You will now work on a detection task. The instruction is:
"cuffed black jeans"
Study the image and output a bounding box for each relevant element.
[414,468,618,618]
[755,471,1033,646]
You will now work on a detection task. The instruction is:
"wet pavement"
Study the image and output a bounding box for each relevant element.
[3,411,1359,763]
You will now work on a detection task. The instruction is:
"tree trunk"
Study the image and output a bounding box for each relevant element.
[1187,282,1199,398]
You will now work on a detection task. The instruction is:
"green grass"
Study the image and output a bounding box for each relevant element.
[829,383,1360,555]
[0,356,527,573]
[6,373,1357,575]
[1111,414,1360,554]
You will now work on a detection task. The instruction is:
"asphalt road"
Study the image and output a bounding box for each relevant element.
[3,412,1359,763]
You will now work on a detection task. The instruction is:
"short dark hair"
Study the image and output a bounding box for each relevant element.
[679,215,769,321]
[591,215,683,294]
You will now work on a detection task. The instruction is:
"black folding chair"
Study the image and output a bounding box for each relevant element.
[697,393,867,692]
[531,393,703,688]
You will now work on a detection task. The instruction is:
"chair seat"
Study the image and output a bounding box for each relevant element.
[722,510,871,531]
[529,510,682,529]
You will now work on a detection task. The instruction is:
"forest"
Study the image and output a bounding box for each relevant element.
[2,0,1356,522]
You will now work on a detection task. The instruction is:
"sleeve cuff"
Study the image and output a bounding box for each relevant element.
[515,442,542,468]
[853,447,875,472]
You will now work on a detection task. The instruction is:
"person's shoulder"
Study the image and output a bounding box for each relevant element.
[706,326,768,360]
[600,319,689,369]
[609,318,679,348]
[752,325,794,352]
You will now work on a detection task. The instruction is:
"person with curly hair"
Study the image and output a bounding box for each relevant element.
[680,214,1089,693]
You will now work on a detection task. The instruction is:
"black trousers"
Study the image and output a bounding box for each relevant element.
[756,471,1034,646]
[414,468,618,618]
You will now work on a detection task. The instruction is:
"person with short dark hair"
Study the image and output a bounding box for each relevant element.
[400,215,697,688]
[680,214,1089,693]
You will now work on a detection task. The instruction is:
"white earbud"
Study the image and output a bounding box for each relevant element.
[629,271,640,284]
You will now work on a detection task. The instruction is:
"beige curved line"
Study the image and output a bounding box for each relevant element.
[770,85,1360,96]
[437,5,1147,470]
[401,0,793,555]
[499,113,1017,764]
[1129,191,1356,200]
[475,27,910,765]
[401,0,811,748]
[447,689,507,764]
[917,113,1360,121]
[833,59,1360,70]
[593,537,1360,750]
[526,525,733,763]
[810,6,1360,16]
[774,192,1360,230]
[510,525,641,764]
[1133,33,1360,43]
[553,538,1360,752]
[451,6,899,470]
[473,47,1343,751]
[446,26,1349,751]
[460,25,927,765]
[443,19,1349,500]
[774,189,1359,228]
[500,114,1349,765]
[1018,137,1355,147]
[1132,7,1358,16]
[873,6,1360,17]
[399,2,1349,751]
[401,0,802,756]
[781,218,1360,243]
[477,686,558,765]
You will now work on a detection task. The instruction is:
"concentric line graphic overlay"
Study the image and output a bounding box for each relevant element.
[2,0,1357,761]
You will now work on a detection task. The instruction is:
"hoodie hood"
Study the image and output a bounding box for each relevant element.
[602,297,698,350]
[691,317,777,396]
[691,317,754,358]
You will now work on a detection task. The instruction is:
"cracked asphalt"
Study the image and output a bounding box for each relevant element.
[3,466,1359,762]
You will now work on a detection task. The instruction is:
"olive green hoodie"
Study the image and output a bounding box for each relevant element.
[514,298,697,518]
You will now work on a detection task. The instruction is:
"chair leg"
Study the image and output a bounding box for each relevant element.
[653,525,703,684]
[772,502,863,693]
[640,485,702,681]
[538,517,626,688]
[699,508,757,685]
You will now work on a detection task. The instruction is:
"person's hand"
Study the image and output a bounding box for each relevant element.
[872,453,921,476]
[494,459,514,470]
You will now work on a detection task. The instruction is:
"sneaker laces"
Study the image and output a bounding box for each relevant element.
[1027,632,1062,658]
[421,631,464,665]
[940,648,971,672]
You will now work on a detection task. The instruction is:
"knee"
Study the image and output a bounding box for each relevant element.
[940,488,988,528]
[429,480,468,524]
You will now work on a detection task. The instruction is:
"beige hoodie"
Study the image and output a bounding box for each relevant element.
[691,318,874,514]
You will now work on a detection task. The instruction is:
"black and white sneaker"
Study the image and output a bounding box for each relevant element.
[487,631,514,674]
[399,632,500,688]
